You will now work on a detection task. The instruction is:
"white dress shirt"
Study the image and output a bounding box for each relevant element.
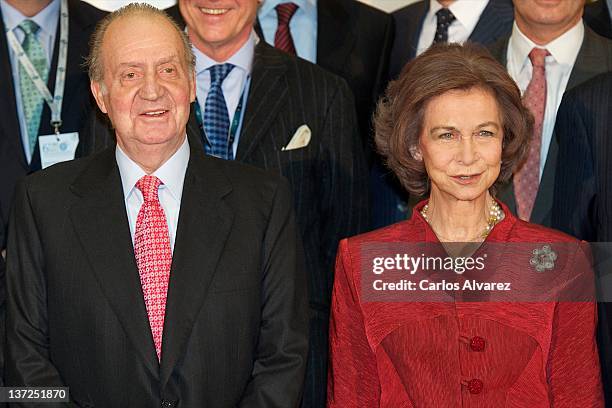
[116,137,190,253]
[416,0,489,56]
[192,31,256,158]
[258,0,318,63]
[506,21,584,178]
[1,0,59,162]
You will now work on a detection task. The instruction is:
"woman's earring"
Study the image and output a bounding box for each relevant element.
[409,146,422,161]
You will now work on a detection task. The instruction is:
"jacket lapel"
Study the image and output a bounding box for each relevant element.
[69,148,159,377]
[159,146,234,387]
[0,15,27,169]
[235,42,289,160]
[316,0,356,75]
[567,26,612,90]
[469,0,514,45]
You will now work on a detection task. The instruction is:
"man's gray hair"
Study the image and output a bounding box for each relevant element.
[85,3,196,83]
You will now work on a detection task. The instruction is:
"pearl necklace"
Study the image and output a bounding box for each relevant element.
[420,200,503,240]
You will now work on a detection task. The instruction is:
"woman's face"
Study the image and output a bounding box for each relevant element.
[415,87,503,203]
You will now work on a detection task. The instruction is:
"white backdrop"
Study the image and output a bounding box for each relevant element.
[83,0,418,13]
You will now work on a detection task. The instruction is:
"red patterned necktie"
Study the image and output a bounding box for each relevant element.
[134,175,172,360]
[274,2,299,55]
[514,48,549,221]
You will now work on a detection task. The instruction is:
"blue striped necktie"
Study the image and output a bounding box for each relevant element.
[204,63,235,160]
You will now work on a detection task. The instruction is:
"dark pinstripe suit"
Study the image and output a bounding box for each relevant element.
[489,26,612,227]
[551,71,612,406]
[185,42,370,408]
[256,0,394,162]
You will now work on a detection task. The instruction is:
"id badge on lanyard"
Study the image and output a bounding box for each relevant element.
[6,0,78,168]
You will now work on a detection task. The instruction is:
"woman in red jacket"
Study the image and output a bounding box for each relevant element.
[327,43,603,407]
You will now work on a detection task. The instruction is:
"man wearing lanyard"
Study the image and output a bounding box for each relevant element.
[166,2,369,407]
[0,0,105,248]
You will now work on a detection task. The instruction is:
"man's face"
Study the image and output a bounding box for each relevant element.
[179,0,259,59]
[90,15,195,155]
[513,0,585,34]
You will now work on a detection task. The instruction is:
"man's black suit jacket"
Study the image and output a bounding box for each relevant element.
[551,72,612,406]
[254,0,393,156]
[552,72,612,241]
[389,0,514,79]
[86,30,369,406]
[0,0,105,247]
[489,26,612,226]
[585,0,612,39]
[5,143,309,407]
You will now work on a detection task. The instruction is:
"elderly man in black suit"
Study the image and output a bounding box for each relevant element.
[373,0,514,228]
[5,4,308,406]
[552,72,612,404]
[166,1,369,406]
[488,0,612,227]
[0,0,105,248]
[254,0,394,159]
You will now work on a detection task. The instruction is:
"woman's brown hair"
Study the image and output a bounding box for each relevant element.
[375,42,533,196]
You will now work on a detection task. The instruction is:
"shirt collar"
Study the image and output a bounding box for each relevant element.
[193,30,257,76]
[509,20,584,68]
[258,0,317,19]
[429,0,489,32]
[1,0,60,39]
[116,136,190,203]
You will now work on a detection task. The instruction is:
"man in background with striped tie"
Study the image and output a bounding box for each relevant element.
[167,1,369,406]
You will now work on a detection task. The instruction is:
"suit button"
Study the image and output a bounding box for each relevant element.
[160,401,174,408]
[470,336,486,351]
[467,378,483,394]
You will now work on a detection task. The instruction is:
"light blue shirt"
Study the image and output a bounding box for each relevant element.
[115,137,190,253]
[608,0,612,22]
[1,0,59,163]
[192,31,255,158]
[258,0,317,63]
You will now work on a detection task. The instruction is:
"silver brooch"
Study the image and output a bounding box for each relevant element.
[530,245,557,272]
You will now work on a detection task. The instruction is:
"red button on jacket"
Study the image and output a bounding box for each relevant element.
[467,379,484,394]
[470,336,486,352]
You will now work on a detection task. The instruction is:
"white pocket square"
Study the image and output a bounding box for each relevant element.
[281,125,311,151]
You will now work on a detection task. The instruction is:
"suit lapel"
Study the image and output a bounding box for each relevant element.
[408,2,428,61]
[469,0,514,44]
[159,147,234,387]
[316,0,356,75]
[0,15,28,169]
[567,26,612,90]
[69,148,159,377]
[235,43,288,160]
